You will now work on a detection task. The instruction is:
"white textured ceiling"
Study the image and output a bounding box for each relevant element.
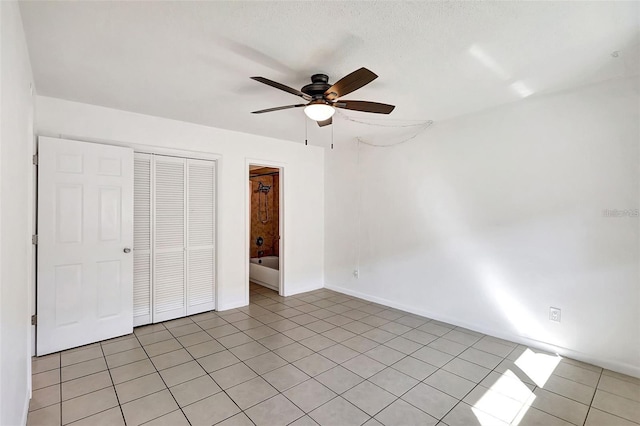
[19,1,640,144]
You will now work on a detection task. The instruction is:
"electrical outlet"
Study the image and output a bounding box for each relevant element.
[549,307,561,322]
[353,269,359,279]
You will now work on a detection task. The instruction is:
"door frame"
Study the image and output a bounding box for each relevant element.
[246,158,285,302]
[33,134,221,354]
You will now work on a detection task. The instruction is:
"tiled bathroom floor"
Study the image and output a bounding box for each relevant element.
[28,284,639,426]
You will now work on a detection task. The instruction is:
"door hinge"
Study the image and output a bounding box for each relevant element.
[32,154,38,166]
[31,315,37,326]
[32,235,38,244]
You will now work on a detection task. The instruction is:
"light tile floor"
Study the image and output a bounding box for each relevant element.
[28,284,640,426]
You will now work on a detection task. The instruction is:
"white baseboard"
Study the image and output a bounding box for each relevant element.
[21,387,30,426]
[217,300,248,311]
[251,278,278,292]
[284,283,324,297]
[325,283,640,378]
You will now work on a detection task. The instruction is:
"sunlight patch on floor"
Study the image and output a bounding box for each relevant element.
[515,348,562,387]
[471,348,564,424]
[470,385,529,424]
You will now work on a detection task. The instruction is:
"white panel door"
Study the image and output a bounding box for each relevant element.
[153,155,186,322]
[187,159,216,315]
[133,153,152,326]
[37,137,134,355]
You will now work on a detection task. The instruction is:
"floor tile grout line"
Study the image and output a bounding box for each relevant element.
[59,352,62,426]
[600,369,640,385]
[264,293,556,425]
[106,371,159,400]
[529,383,597,411]
[582,369,635,426]
[54,357,122,425]
[435,341,589,426]
[244,287,490,418]
[35,382,113,411]
[168,314,260,426]
[350,379,404,420]
[200,291,397,422]
[59,353,106,369]
[414,357,540,426]
[296,393,371,426]
[376,372,453,422]
[130,328,198,426]
[277,381,343,425]
[592,385,640,404]
[582,403,640,426]
[240,292,423,421]
[518,404,585,426]
[27,387,62,413]
[64,406,123,426]
[498,345,602,416]
[98,340,127,426]
[511,348,587,425]
[242,291,526,382]
[57,362,112,386]
[438,342,527,424]
[70,316,372,420]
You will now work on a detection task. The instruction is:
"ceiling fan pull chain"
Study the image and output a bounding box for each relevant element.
[305,116,308,146]
[331,123,334,150]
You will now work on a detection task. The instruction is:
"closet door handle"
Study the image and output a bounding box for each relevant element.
[123,247,131,254]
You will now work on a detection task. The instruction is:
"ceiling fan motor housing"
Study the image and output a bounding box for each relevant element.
[301,74,332,99]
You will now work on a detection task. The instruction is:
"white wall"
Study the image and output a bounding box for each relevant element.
[325,76,640,377]
[36,96,324,310]
[0,1,36,424]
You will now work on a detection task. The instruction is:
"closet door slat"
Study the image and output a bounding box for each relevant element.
[155,160,185,249]
[187,159,216,315]
[153,156,186,322]
[133,153,152,326]
[155,251,185,314]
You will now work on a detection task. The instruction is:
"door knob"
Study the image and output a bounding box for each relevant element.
[123,248,131,253]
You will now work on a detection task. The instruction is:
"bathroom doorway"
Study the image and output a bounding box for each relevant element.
[247,163,283,298]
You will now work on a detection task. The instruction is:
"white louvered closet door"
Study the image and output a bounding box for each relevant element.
[187,159,216,315]
[153,155,187,322]
[133,153,152,326]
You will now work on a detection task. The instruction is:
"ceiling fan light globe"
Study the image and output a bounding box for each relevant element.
[304,104,335,121]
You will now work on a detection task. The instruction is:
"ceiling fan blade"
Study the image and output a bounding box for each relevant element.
[324,67,378,100]
[251,77,311,101]
[334,100,395,114]
[220,37,295,75]
[317,117,332,127]
[251,104,306,114]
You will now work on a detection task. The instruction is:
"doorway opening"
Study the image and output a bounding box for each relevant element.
[248,164,282,297]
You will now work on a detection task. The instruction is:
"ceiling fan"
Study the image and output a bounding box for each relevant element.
[250,67,395,127]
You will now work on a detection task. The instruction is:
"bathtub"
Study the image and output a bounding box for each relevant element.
[250,256,280,291]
